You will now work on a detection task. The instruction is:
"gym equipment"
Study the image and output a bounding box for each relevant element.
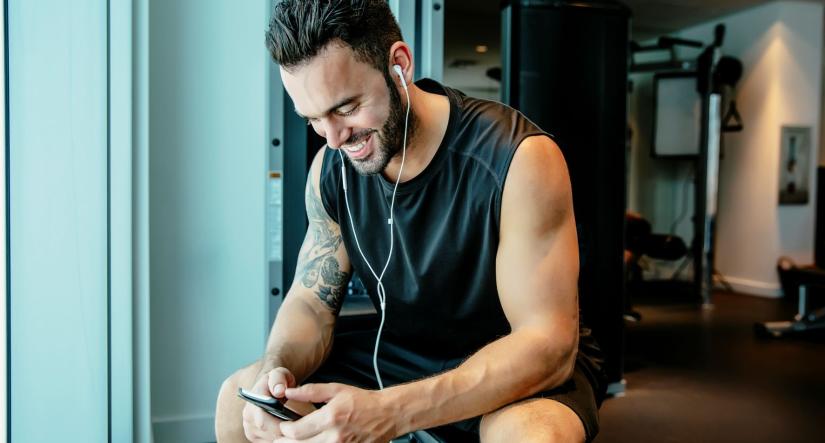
[631,24,742,308]
[817,166,825,268]
[755,263,825,338]
[624,213,689,321]
[755,167,825,338]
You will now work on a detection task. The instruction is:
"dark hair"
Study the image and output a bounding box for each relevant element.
[266,0,403,73]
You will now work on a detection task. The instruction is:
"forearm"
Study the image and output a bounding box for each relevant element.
[259,292,335,382]
[384,327,577,435]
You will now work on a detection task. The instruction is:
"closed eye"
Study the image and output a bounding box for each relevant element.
[336,105,359,117]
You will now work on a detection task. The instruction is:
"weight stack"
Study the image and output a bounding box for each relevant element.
[817,167,825,268]
[501,0,631,392]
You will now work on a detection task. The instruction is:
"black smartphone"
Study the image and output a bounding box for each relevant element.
[237,388,304,421]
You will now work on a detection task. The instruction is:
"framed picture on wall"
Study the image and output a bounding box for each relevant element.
[778,126,811,205]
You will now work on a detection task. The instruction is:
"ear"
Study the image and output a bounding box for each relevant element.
[388,41,413,87]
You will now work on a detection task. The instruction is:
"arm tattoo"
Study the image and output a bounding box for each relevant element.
[294,176,351,312]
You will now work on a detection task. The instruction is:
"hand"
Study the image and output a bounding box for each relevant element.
[276,383,397,443]
[241,367,297,442]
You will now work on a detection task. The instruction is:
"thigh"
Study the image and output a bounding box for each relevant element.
[480,397,585,443]
[477,364,599,443]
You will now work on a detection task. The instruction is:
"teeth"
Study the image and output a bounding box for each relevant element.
[344,137,368,152]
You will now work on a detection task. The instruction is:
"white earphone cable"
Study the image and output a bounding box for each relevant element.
[336,69,410,389]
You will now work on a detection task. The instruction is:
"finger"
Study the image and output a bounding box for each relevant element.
[249,372,272,394]
[243,403,265,431]
[274,430,330,443]
[254,408,266,430]
[253,407,285,432]
[244,404,286,441]
[283,383,338,404]
[279,408,331,440]
[268,368,296,398]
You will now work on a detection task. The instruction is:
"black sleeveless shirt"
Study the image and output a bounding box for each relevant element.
[321,80,551,364]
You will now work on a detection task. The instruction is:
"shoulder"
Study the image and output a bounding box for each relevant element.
[307,146,327,195]
[308,145,345,224]
[309,145,344,191]
[508,135,568,187]
[447,92,549,179]
[501,135,572,231]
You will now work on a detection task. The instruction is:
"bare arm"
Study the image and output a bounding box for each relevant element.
[277,136,579,442]
[258,147,352,382]
[382,135,580,433]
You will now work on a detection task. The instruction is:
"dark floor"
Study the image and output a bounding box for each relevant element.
[596,286,825,443]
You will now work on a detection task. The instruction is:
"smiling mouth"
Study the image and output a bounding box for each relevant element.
[340,131,375,158]
[343,137,368,153]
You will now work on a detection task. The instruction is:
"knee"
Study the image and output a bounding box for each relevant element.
[215,361,261,443]
[479,399,586,443]
[218,366,246,399]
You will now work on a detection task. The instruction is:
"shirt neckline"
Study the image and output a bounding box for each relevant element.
[375,79,459,195]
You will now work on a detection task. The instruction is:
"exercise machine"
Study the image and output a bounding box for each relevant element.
[630,25,743,308]
[755,167,825,338]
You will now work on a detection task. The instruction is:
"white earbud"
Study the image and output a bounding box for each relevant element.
[392,64,407,89]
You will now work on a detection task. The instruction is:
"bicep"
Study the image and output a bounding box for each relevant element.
[496,136,579,339]
[289,148,353,314]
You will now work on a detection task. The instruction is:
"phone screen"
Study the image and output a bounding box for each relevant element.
[237,388,303,421]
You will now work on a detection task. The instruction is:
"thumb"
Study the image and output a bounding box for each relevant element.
[284,383,339,404]
[253,408,265,429]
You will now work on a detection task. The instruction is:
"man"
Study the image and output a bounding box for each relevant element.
[216,1,604,441]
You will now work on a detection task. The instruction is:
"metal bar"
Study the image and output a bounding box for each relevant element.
[106,1,112,439]
[108,0,134,439]
[389,0,416,58]
[132,0,153,440]
[267,0,286,334]
[419,0,443,81]
[2,0,8,438]
[700,93,721,307]
[629,61,696,73]
[797,284,808,320]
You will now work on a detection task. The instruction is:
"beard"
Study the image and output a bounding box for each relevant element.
[344,70,412,176]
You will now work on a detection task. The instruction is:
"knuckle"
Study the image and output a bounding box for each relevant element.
[326,406,341,426]
[329,404,352,428]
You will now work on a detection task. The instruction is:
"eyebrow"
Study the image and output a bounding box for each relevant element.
[294,95,359,120]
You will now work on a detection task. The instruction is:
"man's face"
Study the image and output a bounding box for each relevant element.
[280,43,405,176]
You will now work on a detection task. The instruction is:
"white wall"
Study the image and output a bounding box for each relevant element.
[9,0,109,440]
[149,1,270,441]
[628,1,823,296]
[1,1,7,439]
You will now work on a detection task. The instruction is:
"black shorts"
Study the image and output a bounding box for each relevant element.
[305,330,602,442]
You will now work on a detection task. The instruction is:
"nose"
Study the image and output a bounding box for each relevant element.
[318,118,352,150]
